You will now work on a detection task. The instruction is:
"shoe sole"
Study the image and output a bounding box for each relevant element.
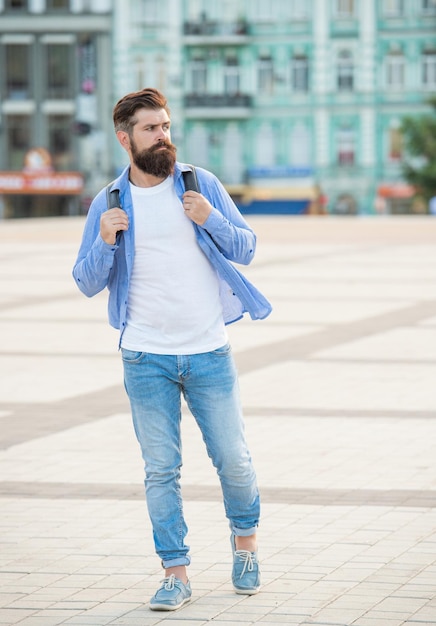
[149,596,191,611]
[233,586,260,595]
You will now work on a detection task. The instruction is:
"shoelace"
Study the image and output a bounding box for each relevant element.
[235,549,256,579]
[162,574,176,591]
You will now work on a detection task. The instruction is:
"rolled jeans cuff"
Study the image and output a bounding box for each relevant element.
[161,556,191,569]
[231,524,258,537]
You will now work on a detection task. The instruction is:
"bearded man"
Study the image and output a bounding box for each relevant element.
[73,87,271,611]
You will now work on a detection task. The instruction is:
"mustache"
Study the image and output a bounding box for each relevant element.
[150,141,175,153]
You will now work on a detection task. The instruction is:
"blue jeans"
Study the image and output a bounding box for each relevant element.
[122,343,260,569]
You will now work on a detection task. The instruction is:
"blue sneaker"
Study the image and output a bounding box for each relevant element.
[149,574,192,611]
[231,534,261,595]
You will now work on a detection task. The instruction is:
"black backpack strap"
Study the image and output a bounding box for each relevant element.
[105,182,122,244]
[182,166,199,192]
[106,181,120,209]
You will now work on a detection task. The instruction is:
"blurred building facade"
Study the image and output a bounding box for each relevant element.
[0,0,435,217]
[0,0,113,218]
[112,0,436,215]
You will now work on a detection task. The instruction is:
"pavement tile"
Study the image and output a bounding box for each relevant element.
[2,216,436,625]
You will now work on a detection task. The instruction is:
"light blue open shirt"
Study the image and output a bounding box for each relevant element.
[72,162,272,346]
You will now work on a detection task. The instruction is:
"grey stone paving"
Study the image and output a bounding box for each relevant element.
[1,215,436,625]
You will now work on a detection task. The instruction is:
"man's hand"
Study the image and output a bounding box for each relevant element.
[182,191,212,225]
[100,208,129,244]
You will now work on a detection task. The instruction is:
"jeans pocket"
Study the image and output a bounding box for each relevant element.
[211,343,232,357]
[121,348,145,363]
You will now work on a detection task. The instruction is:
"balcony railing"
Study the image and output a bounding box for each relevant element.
[184,93,252,108]
[184,20,249,36]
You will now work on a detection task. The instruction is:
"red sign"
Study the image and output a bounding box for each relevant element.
[378,184,415,199]
[0,148,84,195]
[0,172,84,195]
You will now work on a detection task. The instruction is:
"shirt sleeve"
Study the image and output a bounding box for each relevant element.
[199,173,257,266]
[72,190,119,297]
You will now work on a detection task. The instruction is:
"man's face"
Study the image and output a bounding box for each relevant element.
[128,108,177,178]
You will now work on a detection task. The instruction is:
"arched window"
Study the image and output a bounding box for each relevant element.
[255,124,274,166]
[337,126,355,165]
[290,123,311,166]
[388,121,403,161]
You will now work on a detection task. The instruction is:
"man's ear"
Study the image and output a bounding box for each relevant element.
[116,130,130,152]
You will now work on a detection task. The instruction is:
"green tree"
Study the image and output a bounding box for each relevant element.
[400,97,436,206]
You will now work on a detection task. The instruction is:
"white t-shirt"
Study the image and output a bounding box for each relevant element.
[121,176,227,354]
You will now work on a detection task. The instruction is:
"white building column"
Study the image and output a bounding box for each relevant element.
[313,0,329,94]
[165,0,183,97]
[112,0,134,100]
[359,0,376,92]
[361,108,376,168]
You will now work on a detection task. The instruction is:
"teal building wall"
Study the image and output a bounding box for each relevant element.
[113,0,436,214]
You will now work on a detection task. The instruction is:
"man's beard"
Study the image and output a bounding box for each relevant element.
[130,139,177,178]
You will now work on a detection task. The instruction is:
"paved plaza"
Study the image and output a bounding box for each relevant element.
[0,214,436,625]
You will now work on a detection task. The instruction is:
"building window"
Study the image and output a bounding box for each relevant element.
[222,124,243,184]
[382,0,404,15]
[423,51,436,89]
[291,56,309,91]
[337,50,354,91]
[335,0,355,17]
[46,44,73,98]
[5,44,32,99]
[252,0,310,21]
[4,0,27,8]
[6,115,31,170]
[48,115,74,170]
[258,56,274,94]
[386,52,405,89]
[255,123,275,166]
[288,0,310,19]
[252,0,278,21]
[421,0,436,15]
[46,0,69,8]
[190,59,207,93]
[388,127,403,161]
[78,36,96,94]
[140,0,166,23]
[337,126,355,165]
[224,57,240,95]
[290,123,311,166]
[383,0,404,15]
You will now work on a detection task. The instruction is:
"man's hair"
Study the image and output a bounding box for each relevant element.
[113,87,170,135]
